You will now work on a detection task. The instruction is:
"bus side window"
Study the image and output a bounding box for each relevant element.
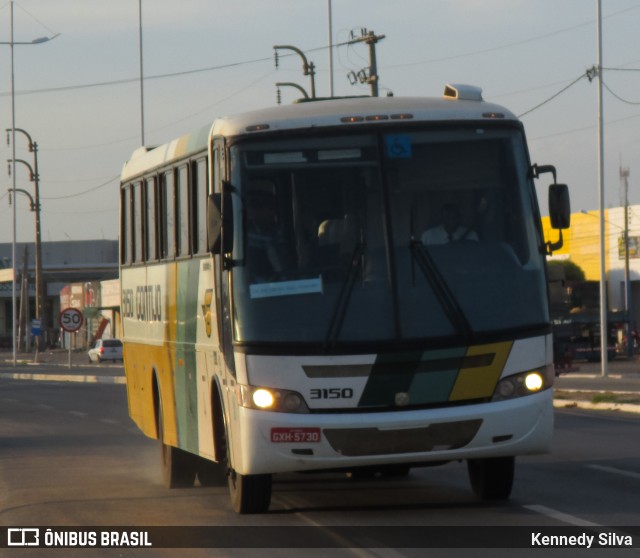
[161,170,176,259]
[133,182,143,263]
[213,144,221,194]
[177,165,190,257]
[145,177,158,261]
[121,185,130,265]
[192,158,208,255]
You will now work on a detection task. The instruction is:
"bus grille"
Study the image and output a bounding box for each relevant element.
[323,419,482,457]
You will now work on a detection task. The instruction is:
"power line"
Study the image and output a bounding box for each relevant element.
[602,80,640,105]
[41,175,119,200]
[603,66,640,72]
[383,3,640,71]
[0,38,355,99]
[13,1,58,36]
[518,74,587,118]
[0,56,274,98]
[40,69,276,154]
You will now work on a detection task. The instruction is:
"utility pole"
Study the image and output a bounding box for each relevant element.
[327,0,334,98]
[347,29,385,97]
[7,128,44,357]
[621,166,634,358]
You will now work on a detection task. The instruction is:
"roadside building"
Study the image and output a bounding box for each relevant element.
[0,239,118,350]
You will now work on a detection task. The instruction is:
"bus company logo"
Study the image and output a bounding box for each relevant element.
[202,289,213,337]
[8,528,40,546]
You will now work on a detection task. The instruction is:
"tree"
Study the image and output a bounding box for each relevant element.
[547,260,586,283]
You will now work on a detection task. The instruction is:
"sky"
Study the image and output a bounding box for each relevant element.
[1,0,640,245]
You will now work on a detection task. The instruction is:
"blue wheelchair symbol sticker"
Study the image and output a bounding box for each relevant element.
[386,135,412,158]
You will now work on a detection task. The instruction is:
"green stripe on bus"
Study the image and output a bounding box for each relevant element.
[358,348,468,407]
[174,259,201,454]
[358,346,505,407]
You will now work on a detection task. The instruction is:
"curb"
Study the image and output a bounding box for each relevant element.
[0,372,126,385]
[553,398,640,414]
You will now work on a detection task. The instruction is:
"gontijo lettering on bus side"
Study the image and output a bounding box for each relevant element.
[121,285,162,321]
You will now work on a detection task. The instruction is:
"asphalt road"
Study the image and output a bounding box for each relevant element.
[0,376,639,557]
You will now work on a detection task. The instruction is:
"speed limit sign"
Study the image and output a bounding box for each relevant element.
[59,307,84,332]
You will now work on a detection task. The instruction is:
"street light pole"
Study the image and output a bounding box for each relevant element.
[596,0,608,377]
[0,1,58,365]
[328,0,334,98]
[138,0,145,145]
[10,0,17,366]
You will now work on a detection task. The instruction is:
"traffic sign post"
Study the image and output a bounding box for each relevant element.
[58,308,84,369]
[30,319,42,364]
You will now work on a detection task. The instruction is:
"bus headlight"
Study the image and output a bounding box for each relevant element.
[524,371,544,391]
[238,385,310,413]
[492,366,552,402]
[252,389,275,409]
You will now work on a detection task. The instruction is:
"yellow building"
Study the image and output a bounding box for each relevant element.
[542,205,640,322]
[541,210,610,281]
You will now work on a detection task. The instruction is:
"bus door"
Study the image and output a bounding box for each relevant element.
[211,139,238,422]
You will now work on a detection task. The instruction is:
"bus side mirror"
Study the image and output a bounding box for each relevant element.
[549,183,570,230]
[207,191,233,253]
[545,183,570,255]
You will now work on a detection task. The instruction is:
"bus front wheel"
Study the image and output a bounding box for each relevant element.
[467,456,514,501]
[228,470,272,514]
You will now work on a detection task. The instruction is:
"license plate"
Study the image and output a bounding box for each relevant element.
[271,427,321,443]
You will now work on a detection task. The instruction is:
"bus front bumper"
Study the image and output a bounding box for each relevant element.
[230,389,553,475]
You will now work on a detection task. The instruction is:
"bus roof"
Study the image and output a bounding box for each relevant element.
[121,123,212,182]
[121,90,518,182]
[213,94,517,137]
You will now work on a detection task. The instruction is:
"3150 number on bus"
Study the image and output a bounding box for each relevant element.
[309,388,354,400]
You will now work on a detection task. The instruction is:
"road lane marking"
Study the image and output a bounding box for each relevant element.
[588,464,640,480]
[523,505,601,527]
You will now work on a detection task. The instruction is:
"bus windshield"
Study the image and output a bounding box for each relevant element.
[229,126,548,347]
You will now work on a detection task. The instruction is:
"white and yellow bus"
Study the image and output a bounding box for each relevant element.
[120,85,570,514]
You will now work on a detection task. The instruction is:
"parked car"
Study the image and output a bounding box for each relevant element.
[88,338,123,363]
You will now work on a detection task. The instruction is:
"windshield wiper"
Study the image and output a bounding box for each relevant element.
[410,240,474,342]
[324,242,366,347]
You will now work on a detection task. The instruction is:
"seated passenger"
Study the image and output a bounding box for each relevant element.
[316,215,357,272]
[421,203,479,245]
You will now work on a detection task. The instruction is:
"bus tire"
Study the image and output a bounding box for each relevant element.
[228,470,272,514]
[467,456,514,501]
[158,403,197,489]
[198,388,229,487]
